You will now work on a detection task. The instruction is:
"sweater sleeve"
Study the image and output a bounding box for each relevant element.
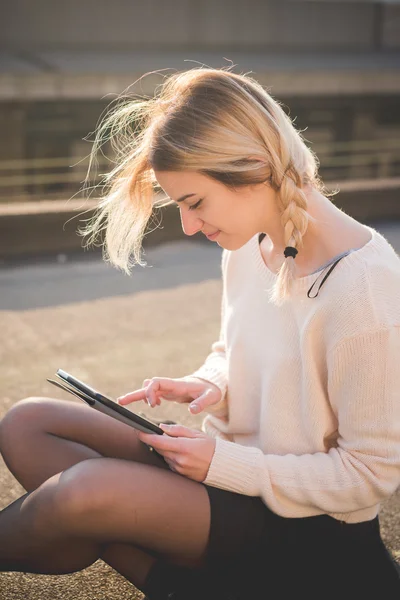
[186,250,229,421]
[203,326,400,518]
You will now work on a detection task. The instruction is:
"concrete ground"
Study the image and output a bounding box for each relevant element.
[0,224,399,599]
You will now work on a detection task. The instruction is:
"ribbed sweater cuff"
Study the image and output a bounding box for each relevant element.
[204,438,263,496]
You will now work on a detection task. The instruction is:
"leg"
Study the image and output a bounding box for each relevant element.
[0,397,173,588]
[0,397,167,491]
[0,456,211,593]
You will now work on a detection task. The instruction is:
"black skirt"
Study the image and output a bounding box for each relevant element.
[203,485,400,599]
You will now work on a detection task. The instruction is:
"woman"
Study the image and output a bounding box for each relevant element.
[0,67,399,599]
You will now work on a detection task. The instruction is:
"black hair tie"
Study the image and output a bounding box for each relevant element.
[284,246,298,259]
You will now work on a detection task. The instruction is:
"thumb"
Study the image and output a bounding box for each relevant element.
[142,379,151,387]
[188,388,218,415]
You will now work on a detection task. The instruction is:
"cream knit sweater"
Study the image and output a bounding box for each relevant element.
[190,225,400,524]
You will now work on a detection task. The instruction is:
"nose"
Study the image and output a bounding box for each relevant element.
[179,207,204,236]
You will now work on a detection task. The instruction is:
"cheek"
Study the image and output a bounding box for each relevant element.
[228,208,251,230]
[205,199,244,231]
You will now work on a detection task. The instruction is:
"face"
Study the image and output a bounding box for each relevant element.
[153,170,278,250]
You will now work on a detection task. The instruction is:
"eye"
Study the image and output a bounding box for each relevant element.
[188,198,203,211]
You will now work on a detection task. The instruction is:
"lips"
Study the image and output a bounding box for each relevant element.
[205,230,220,240]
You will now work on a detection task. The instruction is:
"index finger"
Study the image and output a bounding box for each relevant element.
[117,387,147,405]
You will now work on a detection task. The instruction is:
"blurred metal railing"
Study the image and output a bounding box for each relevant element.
[1,138,400,203]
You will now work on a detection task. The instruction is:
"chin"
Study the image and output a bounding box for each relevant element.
[217,234,252,251]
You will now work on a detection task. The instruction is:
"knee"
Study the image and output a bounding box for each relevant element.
[1,397,46,438]
[44,459,112,530]
[24,461,97,535]
[1,396,62,428]
[1,455,104,538]
[0,397,55,456]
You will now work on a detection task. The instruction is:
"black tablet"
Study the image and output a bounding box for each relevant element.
[46,369,163,435]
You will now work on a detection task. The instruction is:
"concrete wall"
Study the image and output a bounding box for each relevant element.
[1,0,397,50]
[1,181,400,261]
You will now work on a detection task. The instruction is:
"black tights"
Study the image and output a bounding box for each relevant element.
[0,397,212,598]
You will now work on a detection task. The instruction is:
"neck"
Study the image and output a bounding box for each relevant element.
[261,186,367,274]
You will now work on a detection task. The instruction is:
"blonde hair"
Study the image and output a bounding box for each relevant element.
[80,66,335,306]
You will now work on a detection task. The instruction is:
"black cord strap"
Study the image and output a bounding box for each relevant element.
[307,255,345,298]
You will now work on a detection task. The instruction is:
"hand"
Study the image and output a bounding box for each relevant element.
[138,423,216,482]
[117,376,222,415]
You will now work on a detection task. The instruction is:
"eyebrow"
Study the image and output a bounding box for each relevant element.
[176,193,196,203]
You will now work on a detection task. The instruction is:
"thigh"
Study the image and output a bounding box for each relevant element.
[284,515,400,598]
[43,456,211,567]
[338,517,400,597]
[203,486,291,597]
[0,396,166,468]
[3,398,166,463]
[204,486,279,566]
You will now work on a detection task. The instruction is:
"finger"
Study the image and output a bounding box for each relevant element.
[142,380,161,407]
[137,431,182,453]
[146,378,200,406]
[163,457,178,473]
[117,388,147,405]
[155,392,166,406]
[159,423,201,438]
[160,450,179,463]
[146,379,179,407]
[119,386,163,408]
[188,388,218,414]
